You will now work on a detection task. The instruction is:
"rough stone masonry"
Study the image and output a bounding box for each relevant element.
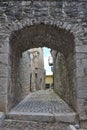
[0,0,87,128]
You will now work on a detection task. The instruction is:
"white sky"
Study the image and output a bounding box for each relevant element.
[43,47,53,75]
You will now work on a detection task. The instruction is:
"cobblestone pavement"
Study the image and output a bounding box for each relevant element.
[0,120,69,130]
[10,89,73,113]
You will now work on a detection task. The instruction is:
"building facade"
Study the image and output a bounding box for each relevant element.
[19,48,45,99]
[45,75,53,89]
[28,48,45,91]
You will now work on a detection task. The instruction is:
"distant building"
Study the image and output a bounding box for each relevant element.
[28,48,45,91]
[45,75,53,89]
[19,47,45,97]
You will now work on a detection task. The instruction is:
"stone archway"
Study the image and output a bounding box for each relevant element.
[0,16,86,125]
[9,22,75,111]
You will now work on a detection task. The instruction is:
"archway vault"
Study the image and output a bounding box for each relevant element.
[10,23,75,57]
[0,17,86,123]
[8,20,76,112]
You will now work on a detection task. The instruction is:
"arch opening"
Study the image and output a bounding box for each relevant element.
[8,23,76,112]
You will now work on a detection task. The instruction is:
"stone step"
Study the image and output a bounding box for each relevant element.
[7,111,76,123]
[0,112,5,126]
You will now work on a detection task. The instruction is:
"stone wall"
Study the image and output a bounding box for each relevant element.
[7,45,22,110]
[8,48,45,110]
[53,51,77,110]
[75,52,87,121]
[54,52,69,104]
[0,0,87,125]
[29,48,45,91]
[19,51,30,99]
[0,38,11,112]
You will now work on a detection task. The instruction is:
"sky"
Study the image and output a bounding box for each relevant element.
[43,47,53,75]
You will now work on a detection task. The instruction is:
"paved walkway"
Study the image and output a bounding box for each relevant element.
[10,89,73,114]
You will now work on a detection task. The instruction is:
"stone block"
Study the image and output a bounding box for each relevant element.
[82,59,87,68]
[8,112,54,122]
[0,63,11,77]
[0,112,5,126]
[84,68,87,75]
[76,59,83,68]
[77,99,87,120]
[76,77,87,90]
[78,89,87,98]
[0,67,9,77]
[0,95,7,112]
[0,78,8,94]
[75,53,87,60]
[54,113,76,123]
[75,37,81,43]
[76,67,84,77]
[0,42,10,54]
[17,22,23,29]
[75,45,87,53]
[0,53,9,65]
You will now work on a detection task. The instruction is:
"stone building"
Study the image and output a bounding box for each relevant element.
[28,48,45,91]
[0,0,87,128]
[19,48,45,98]
[45,75,53,89]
